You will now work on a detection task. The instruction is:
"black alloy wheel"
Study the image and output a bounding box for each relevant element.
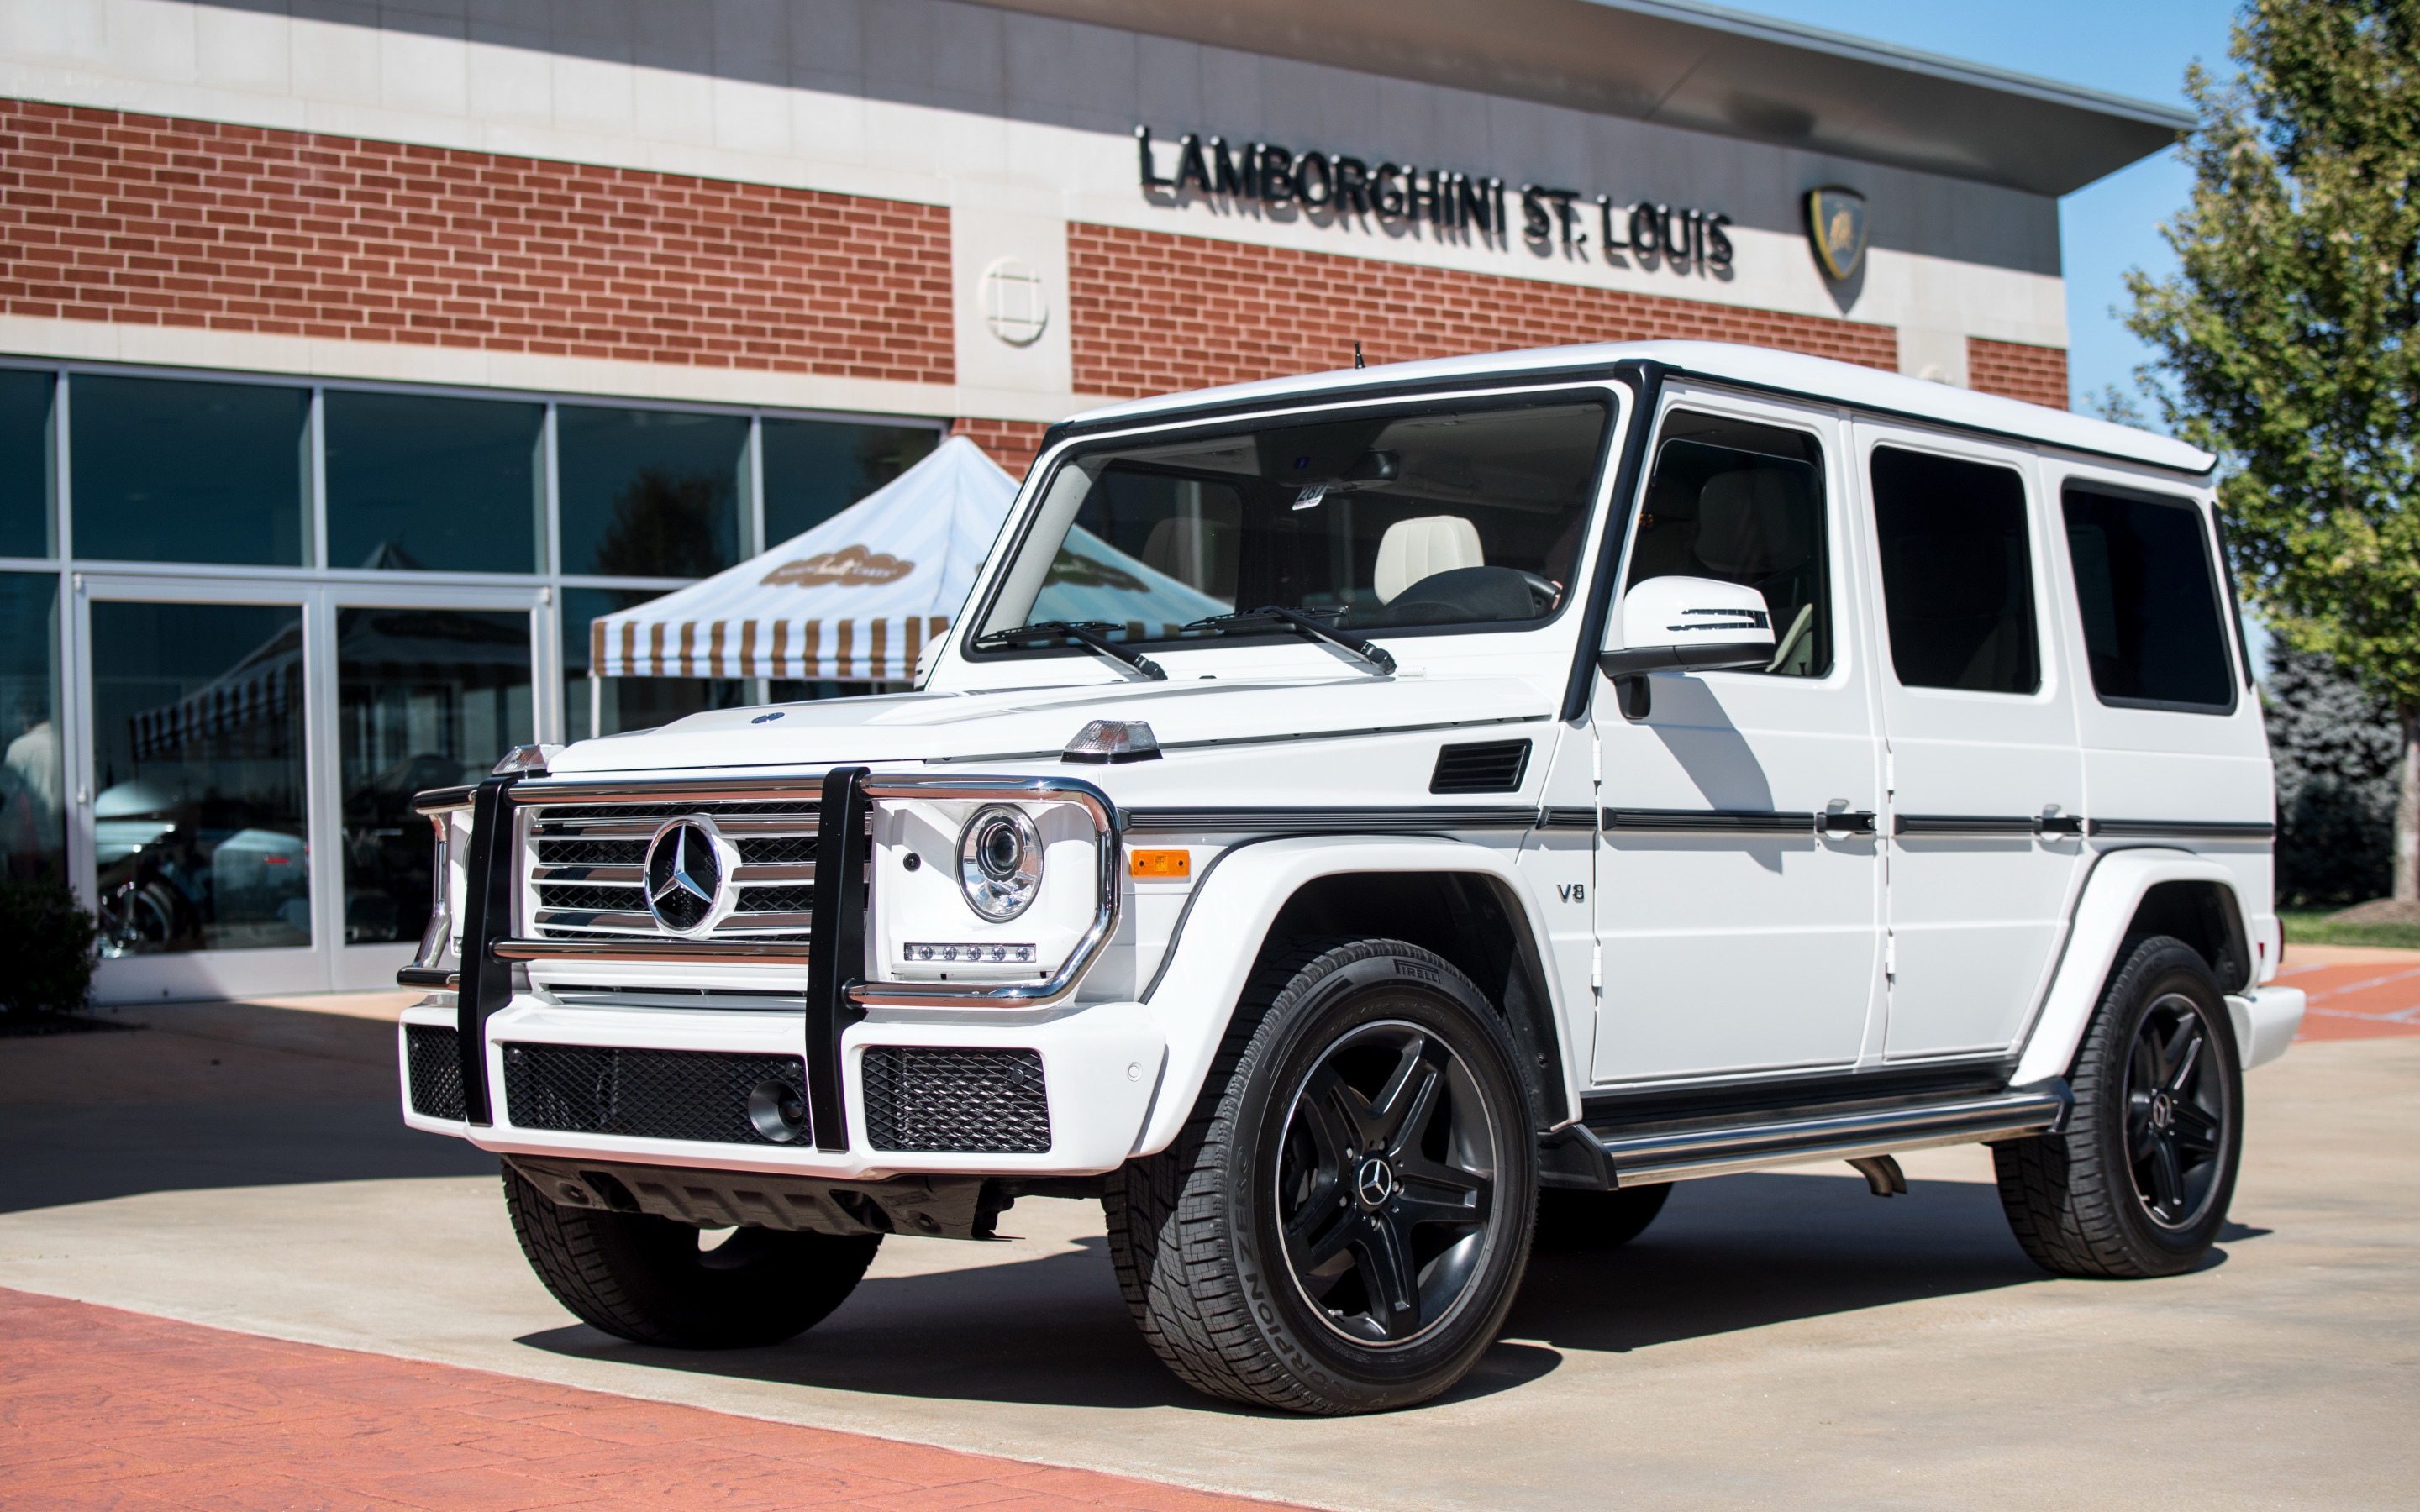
[2123,990,2229,1229]
[1104,937,1537,1415]
[1992,933,2243,1278]
[1275,1020,1499,1347]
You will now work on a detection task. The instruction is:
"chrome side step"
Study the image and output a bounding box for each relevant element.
[1586,1083,2070,1188]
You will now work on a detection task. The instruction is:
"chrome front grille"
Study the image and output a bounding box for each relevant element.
[525,799,820,941]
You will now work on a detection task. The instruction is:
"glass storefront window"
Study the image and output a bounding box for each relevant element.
[557,407,747,578]
[560,585,745,740]
[90,601,309,953]
[339,607,533,944]
[761,418,938,544]
[325,391,544,574]
[0,572,62,884]
[71,376,311,566]
[0,370,55,559]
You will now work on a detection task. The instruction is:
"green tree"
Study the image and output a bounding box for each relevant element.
[2127,0,2420,899]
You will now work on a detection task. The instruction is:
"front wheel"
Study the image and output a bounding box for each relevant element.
[503,1165,881,1347]
[1105,937,1537,1415]
[1992,934,2243,1278]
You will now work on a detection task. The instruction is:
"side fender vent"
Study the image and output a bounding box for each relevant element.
[1429,738,1533,795]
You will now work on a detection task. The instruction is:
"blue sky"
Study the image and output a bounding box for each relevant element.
[1711,0,2244,412]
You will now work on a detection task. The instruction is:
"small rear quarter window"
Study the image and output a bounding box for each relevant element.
[2060,484,2236,712]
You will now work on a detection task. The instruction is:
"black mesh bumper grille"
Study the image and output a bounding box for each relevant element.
[862,1047,1051,1153]
[501,1042,809,1147]
[405,1024,466,1121]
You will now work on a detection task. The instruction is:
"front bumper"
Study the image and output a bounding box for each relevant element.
[398,994,1167,1181]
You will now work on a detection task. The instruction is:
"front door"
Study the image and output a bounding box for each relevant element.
[1852,425,2086,1061]
[1591,391,1886,1084]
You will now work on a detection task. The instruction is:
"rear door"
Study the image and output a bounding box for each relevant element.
[1851,423,2086,1060]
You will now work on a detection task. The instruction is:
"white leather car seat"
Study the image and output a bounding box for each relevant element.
[1373,516,1485,603]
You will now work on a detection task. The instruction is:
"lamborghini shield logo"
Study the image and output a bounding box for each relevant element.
[1806,186,1868,281]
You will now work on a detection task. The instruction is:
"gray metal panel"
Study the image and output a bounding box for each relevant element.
[972,0,2186,195]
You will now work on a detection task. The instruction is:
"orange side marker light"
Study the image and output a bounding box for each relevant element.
[1129,848,1190,879]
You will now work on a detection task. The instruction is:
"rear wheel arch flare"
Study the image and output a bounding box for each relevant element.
[2122,879,2252,995]
[1253,869,1569,1127]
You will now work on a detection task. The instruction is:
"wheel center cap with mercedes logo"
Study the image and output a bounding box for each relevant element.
[644,817,724,934]
[1354,1156,1396,1208]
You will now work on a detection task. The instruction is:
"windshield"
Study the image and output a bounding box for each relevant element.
[973,396,1612,650]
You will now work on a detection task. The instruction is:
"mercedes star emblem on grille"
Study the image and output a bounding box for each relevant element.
[643,818,723,933]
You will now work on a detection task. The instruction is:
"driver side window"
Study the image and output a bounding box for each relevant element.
[1625,410,1831,677]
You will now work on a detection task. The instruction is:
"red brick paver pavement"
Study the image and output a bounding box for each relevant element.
[2278,955,2420,1042]
[0,1289,1311,1512]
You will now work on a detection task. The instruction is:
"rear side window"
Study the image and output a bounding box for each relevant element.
[1870,447,2040,694]
[2061,484,2236,712]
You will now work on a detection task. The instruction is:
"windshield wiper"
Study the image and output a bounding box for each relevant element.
[1183,606,1397,676]
[975,620,1166,681]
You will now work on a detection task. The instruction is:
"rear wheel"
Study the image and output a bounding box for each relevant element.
[502,1165,881,1347]
[1992,935,2243,1278]
[1105,937,1536,1415]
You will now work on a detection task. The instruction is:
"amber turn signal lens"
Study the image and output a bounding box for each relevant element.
[1128,848,1190,879]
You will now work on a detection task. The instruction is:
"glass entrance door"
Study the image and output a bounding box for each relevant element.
[329,594,544,988]
[79,582,322,1000]
[76,578,548,1000]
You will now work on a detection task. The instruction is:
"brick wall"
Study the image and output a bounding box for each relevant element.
[1067,222,1898,399]
[950,417,1052,480]
[1966,337,2068,410]
[0,99,953,381]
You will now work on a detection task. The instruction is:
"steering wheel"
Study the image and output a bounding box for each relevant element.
[1514,570,1563,614]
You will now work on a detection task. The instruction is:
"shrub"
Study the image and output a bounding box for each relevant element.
[2265,645,2400,907]
[0,881,100,1018]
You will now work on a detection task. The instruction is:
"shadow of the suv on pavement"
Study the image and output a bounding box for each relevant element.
[516,1169,2211,1412]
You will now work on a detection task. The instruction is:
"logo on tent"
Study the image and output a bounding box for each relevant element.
[761,544,915,587]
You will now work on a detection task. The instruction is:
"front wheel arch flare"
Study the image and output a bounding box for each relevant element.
[1255,869,1567,1128]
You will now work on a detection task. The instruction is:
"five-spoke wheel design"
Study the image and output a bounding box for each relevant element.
[1275,1021,1499,1347]
[2124,990,2230,1229]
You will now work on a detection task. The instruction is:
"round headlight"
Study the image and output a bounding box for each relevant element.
[958,804,1043,921]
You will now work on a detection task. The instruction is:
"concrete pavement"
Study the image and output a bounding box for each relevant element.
[0,992,2412,1509]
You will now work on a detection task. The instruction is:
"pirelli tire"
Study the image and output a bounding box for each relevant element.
[1991,934,2244,1279]
[1104,937,1538,1415]
[502,1164,882,1348]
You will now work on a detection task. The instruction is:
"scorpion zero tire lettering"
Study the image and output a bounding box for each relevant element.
[502,1165,882,1349]
[1990,934,2244,1279]
[1103,937,1538,1414]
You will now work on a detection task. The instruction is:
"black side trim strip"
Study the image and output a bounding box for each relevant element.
[803,766,871,1152]
[2086,819,2275,840]
[1538,806,1597,830]
[1604,807,1815,835]
[1895,814,2039,837]
[1123,806,1538,833]
[458,772,520,1125]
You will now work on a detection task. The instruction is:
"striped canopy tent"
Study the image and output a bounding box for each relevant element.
[590,435,1018,686]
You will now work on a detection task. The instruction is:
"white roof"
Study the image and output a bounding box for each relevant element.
[1065,340,2215,476]
[590,436,1018,681]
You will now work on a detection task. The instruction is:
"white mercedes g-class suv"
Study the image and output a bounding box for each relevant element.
[398,340,2304,1415]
